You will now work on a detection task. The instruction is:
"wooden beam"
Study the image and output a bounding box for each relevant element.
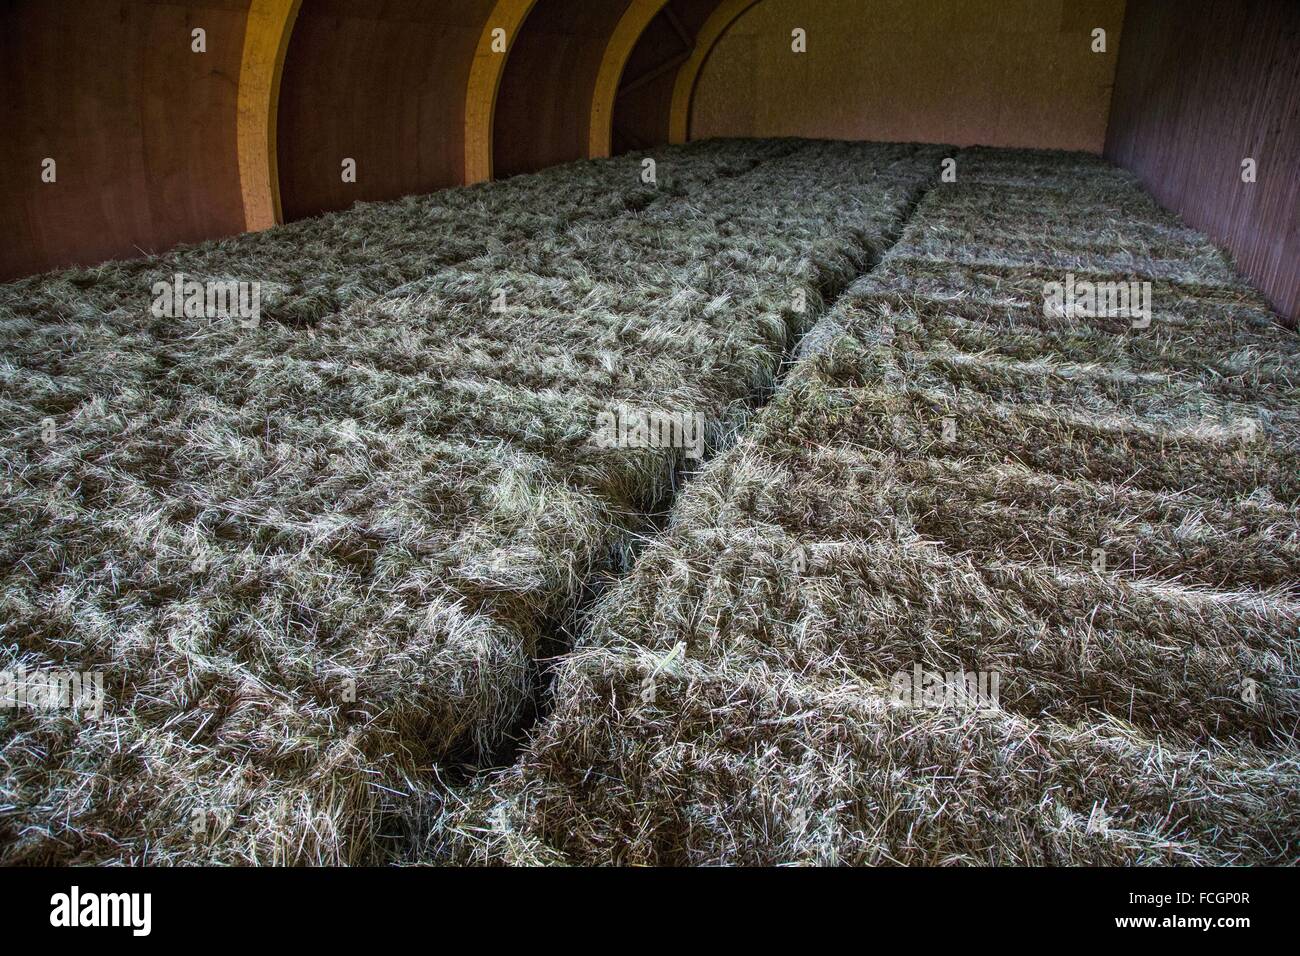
[662,4,694,51]
[617,49,693,100]
[588,0,674,160]
[464,0,539,185]
[668,0,762,144]
[237,0,303,231]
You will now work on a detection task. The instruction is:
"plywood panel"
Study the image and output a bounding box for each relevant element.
[237,0,301,232]
[589,0,675,158]
[689,0,1125,153]
[492,0,635,178]
[0,0,252,280]
[464,0,539,185]
[1105,0,1299,323]
[276,0,500,221]
[613,0,723,152]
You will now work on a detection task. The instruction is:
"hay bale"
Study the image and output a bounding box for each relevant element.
[441,144,1300,866]
[0,139,939,863]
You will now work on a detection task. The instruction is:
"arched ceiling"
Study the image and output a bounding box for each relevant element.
[603,0,729,156]
[239,0,302,231]
[668,0,763,144]
[0,0,746,276]
[464,0,540,185]
[275,0,737,214]
[491,0,640,179]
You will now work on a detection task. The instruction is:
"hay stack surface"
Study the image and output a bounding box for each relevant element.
[0,140,943,863]
[441,148,1300,866]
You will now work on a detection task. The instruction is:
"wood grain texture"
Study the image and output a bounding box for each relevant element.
[667,0,760,144]
[609,0,726,152]
[277,0,503,220]
[589,0,674,158]
[464,0,539,184]
[237,0,301,231]
[0,0,252,280]
[688,0,1125,152]
[1105,0,1299,323]
[492,0,636,179]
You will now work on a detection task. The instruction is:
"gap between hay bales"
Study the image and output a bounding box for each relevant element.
[479,176,942,771]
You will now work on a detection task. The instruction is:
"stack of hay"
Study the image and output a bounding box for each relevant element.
[443,148,1300,865]
[0,140,940,863]
[0,140,798,329]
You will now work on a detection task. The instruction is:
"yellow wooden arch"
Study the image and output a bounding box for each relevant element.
[237,0,303,231]
[668,0,762,144]
[588,0,675,159]
[464,0,540,184]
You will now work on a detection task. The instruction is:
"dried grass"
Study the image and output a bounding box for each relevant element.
[0,139,941,863]
[438,147,1300,866]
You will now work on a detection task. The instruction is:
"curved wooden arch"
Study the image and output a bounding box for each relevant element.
[237,0,303,231]
[588,0,674,159]
[668,0,762,144]
[464,0,540,184]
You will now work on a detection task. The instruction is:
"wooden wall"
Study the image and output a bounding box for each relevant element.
[276,0,497,222]
[5,0,1295,319]
[1,0,699,274]
[688,0,1126,153]
[1105,0,1299,323]
[612,0,722,153]
[0,0,252,281]
[493,0,635,179]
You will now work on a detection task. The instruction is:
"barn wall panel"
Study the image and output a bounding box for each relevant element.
[276,0,500,221]
[492,0,635,179]
[1105,0,1299,322]
[688,0,1126,153]
[0,0,252,280]
[612,0,723,153]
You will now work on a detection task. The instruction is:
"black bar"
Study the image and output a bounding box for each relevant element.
[0,867,1280,943]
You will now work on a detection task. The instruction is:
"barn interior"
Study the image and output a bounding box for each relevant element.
[1,0,1297,866]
